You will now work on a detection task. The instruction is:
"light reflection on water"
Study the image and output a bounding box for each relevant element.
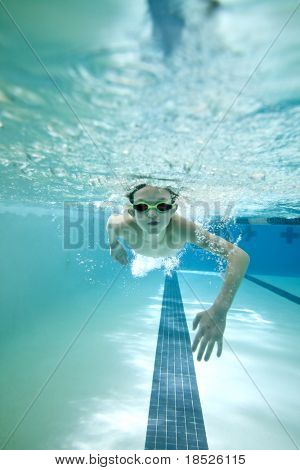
[0,0,299,216]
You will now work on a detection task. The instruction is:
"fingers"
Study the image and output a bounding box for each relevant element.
[110,243,129,265]
[216,337,223,357]
[204,339,215,361]
[197,337,209,361]
[113,256,127,265]
[112,250,128,265]
[117,255,128,265]
[193,337,223,361]
[192,327,205,352]
[193,312,204,330]
[118,252,128,264]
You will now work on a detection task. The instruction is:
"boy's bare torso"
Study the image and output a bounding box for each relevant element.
[109,212,186,258]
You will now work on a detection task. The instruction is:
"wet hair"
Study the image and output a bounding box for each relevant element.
[126,183,179,204]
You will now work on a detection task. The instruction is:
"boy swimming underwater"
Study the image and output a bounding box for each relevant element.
[107,183,250,361]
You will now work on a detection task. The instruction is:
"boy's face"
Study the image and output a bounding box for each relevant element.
[131,185,177,234]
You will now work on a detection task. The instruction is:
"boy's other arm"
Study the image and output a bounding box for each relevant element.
[181,218,250,361]
[106,216,128,265]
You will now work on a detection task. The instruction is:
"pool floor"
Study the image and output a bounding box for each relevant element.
[1,269,299,450]
[178,270,300,450]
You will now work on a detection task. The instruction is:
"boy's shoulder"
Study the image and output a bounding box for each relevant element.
[170,213,200,231]
[107,211,136,232]
[169,214,205,242]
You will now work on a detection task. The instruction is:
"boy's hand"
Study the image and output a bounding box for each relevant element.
[192,306,227,361]
[110,241,128,265]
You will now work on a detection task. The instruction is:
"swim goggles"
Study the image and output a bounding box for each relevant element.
[132,200,175,212]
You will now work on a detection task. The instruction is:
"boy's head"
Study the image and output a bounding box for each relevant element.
[125,183,178,234]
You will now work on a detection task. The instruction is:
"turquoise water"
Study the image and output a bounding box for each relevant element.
[0,0,299,215]
[0,0,300,450]
[0,225,299,449]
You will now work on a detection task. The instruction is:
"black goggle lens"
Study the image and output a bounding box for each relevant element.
[156,203,173,212]
[133,203,148,212]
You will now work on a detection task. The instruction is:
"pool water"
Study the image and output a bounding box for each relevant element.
[179,270,300,450]
[0,209,299,449]
[0,0,299,451]
[0,0,299,215]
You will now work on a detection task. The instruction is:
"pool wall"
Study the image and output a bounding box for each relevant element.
[180,222,300,276]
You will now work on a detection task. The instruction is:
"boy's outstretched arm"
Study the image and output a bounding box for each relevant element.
[183,219,250,361]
